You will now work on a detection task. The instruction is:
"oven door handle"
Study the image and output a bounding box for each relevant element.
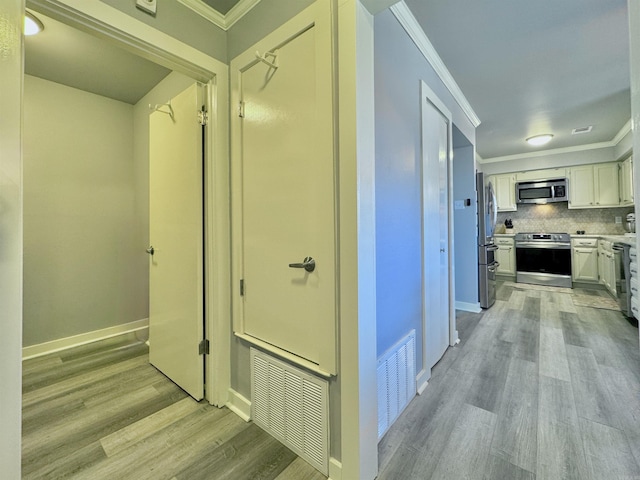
[487,244,499,251]
[515,242,571,249]
[488,261,500,273]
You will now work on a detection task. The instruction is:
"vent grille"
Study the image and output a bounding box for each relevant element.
[377,330,416,439]
[251,348,329,475]
[572,126,593,135]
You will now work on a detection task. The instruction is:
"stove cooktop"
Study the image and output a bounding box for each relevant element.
[514,232,571,243]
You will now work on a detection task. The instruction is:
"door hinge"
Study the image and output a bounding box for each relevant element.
[240,279,245,296]
[198,106,208,126]
[199,339,210,355]
[238,101,245,118]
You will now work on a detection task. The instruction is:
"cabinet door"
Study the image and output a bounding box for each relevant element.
[594,163,620,206]
[620,157,634,205]
[495,174,516,212]
[572,247,598,282]
[569,165,595,208]
[496,245,515,275]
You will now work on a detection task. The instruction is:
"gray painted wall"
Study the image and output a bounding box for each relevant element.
[23,75,143,346]
[99,0,228,63]
[374,9,475,369]
[452,142,479,307]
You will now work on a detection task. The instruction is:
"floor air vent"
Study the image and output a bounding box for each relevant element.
[250,348,329,475]
[377,330,416,439]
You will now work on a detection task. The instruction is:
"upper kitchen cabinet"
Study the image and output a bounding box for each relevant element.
[620,156,634,206]
[516,168,566,183]
[490,173,517,212]
[568,162,620,209]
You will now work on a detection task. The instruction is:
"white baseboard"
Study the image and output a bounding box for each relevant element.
[226,388,251,422]
[22,318,149,360]
[328,457,342,480]
[455,301,482,313]
[416,368,430,395]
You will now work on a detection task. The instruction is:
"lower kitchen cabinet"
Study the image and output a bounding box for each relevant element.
[597,239,617,295]
[571,237,598,282]
[495,236,515,275]
[630,247,639,319]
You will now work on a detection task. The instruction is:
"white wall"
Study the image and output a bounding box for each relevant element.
[23,75,144,347]
[0,2,24,476]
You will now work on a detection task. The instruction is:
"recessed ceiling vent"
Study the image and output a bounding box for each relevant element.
[572,126,593,135]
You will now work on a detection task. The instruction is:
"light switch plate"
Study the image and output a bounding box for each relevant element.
[454,200,464,210]
[136,0,157,16]
[615,216,622,224]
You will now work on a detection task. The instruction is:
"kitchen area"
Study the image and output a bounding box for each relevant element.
[477,156,639,326]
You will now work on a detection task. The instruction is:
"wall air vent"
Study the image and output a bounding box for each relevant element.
[572,126,593,135]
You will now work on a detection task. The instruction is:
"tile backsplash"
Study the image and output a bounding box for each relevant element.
[496,203,634,235]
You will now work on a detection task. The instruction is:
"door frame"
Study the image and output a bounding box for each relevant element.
[28,0,231,407]
[417,80,458,393]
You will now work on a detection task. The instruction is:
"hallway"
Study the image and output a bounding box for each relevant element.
[378,282,640,479]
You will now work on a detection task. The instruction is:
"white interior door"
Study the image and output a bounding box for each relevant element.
[148,83,205,400]
[231,3,336,375]
[421,82,452,374]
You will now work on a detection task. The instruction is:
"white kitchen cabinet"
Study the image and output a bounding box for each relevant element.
[630,247,639,320]
[597,240,617,295]
[516,168,566,182]
[619,156,634,206]
[568,162,620,209]
[495,236,515,275]
[489,174,517,212]
[571,237,598,283]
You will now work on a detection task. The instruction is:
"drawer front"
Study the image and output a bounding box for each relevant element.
[630,248,637,262]
[630,261,638,278]
[572,238,598,248]
[495,238,514,246]
[632,297,640,320]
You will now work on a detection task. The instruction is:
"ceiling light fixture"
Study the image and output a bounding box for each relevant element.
[526,134,553,147]
[24,11,44,36]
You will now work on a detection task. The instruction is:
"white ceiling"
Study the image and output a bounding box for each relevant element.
[25,11,171,105]
[26,1,632,161]
[405,0,631,160]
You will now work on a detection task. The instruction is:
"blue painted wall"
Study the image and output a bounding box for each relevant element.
[374,10,476,369]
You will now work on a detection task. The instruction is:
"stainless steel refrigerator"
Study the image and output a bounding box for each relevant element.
[477,172,498,308]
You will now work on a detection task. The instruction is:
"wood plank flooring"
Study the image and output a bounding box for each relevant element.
[24,281,640,479]
[379,281,640,480]
[22,335,326,480]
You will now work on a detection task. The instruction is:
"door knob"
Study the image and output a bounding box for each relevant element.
[289,256,316,273]
[146,246,154,255]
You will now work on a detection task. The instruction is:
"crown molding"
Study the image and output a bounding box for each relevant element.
[177,0,260,31]
[389,1,481,128]
[479,120,633,164]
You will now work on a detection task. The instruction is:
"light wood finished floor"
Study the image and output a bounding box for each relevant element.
[379,282,640,479]
[22,335,326,480]
[24,282,640,480]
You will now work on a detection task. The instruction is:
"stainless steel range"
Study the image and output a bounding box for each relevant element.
[515,233,572,288]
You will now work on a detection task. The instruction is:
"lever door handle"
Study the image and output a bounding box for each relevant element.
[289,256,316,273]
[146,246,154,255]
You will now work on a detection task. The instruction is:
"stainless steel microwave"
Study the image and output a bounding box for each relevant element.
[515,178,568,204]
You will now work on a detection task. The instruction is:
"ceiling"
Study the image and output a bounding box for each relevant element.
[25,11,171,105]
[405,0,631,160]
[26,1,632,161]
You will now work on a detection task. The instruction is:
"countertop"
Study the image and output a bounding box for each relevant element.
[494,233,637,247]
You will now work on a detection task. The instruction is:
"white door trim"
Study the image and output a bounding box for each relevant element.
[28,0,231,407]
[416,80,458,393]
